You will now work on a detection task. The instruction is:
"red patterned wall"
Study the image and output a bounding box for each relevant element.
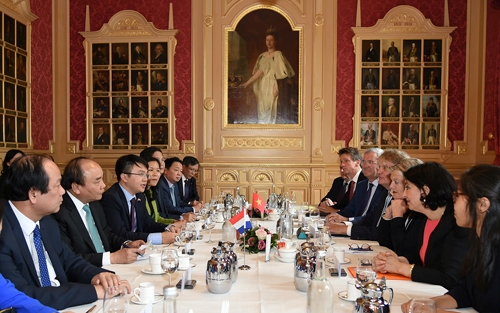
[335,0,467,147]
[484,0,500,151]
[30,0,53,150]
[68,0,192,148]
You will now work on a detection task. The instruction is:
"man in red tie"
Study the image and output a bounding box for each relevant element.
[318,147,365,215]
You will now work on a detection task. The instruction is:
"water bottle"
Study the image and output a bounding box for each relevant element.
[163,286,178,313]
[307,250,334,312]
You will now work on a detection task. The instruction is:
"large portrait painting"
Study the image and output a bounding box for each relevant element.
[225,8,301,127]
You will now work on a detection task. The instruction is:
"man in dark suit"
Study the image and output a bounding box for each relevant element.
[94,126,110,145]
[318,147,365,215]
[0,155,127,310]
[101,154,179,244]
[333,148,386,222]
[176,156,202,205]
[157,157,202,220]
[53,157,145,267]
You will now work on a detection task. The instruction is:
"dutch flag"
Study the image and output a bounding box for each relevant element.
[229,209,252,234]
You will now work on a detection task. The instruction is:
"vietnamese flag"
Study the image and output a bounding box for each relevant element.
[252,192,266,213]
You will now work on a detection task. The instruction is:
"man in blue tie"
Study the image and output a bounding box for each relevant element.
[53,157,145,267]
[0,155,128,310]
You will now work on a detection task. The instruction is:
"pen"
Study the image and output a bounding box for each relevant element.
[121,243,144,257]
[86,304,96,313]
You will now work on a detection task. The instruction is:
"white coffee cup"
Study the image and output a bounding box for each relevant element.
[178,254,190,269]
[281,239,297,249]
[149,253,162,273]
[347,280,361,301]
[134,282,155,303]
[278,248,296,260]
[334,248,345,263]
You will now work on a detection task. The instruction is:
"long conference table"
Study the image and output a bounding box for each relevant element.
[68,220,477,313]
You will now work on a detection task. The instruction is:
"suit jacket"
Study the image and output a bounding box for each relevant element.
[176,177,200,203]
[405,204,471,290]
[338,178,387,221]
[157,176,193,220]
[377,210,427,256]
[101,183,166,242]
[320,172,367,211]
[0,273,56,313]
[52,193,126,267]
[350,191,390,241]
[0,200,107,310]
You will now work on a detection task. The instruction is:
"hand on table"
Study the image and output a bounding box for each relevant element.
[326,222,348,235]
[93,279,130,299]
[326,213,348,223]
[162,230,179,244]
[182,212,196,222]
[373,251,409,276]
[110,247,143,264]
[127,239,145,248]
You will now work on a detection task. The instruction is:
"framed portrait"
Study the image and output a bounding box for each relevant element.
[151,70,167,91]
[382,39,401,63]
[423,40,442,63]
[422,123,439,146]
[151,124,168,145]
[422,95,440,118]
[150,42,167,64]
[92,43,109,65]
[360,123,378,146]
[16,53,26,81]
[225,8,301,126]
[402,123,420,145]
[93,70,110,92]
[362,68,379,90]
[131,70,148,92]
[4,115,15,142]
[4,48,15,78]
[111,43,128,65]
[16,85,26,112]
[93,124,111,146]
[112,123,129,145]
[381,96,399,119]
[132,123,148,145]
[361,95,379,118]
[382,68,400,89]
[402,95,420,119]
[17,21,27,51]
[381,123,400,146]
[4,15,15,45]
[402,67,421,90]
[150,96,168,118]
[131,97,149,118]
[4,82,15,110]
[402,40,422,63]
[112,97,129,118]
[362,40,380,63]
[93,97,110,118]
[112,70,129,92]
[131,43,148,64]
[17,117,27,143]
[423,68,441,91]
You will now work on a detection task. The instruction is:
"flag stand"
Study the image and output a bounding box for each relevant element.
[239,230,251,270]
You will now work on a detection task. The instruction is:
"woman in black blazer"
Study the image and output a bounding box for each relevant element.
[373,162,470,290]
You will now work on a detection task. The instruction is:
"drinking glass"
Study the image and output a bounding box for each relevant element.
[161,248,179,286]
[103,285,129,313]
[204,210,216,244]
[356,258,377,285]
[318,229,331,252]
[409,299,437,313]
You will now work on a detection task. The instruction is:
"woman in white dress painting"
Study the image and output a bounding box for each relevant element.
[242,27,295,124]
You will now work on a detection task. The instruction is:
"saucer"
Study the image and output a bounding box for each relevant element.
[178,263,196,271]
[141,267,165,275]
[130,294,164,305]
[326,257,351,264]
[174,241,186,247]
[338,291,356,302]
[274,252,294,263]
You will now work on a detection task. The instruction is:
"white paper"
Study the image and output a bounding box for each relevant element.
[181,272,186,291]
[265,234,271,262]
[187,261,192,280]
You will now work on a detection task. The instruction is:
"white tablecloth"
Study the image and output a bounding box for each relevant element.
[67,219,476,313]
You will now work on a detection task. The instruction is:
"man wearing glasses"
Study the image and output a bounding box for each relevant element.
[101,154,179,244]
[176,156,202,205]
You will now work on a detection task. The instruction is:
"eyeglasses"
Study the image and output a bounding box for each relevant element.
[124,172,150,179]
[348,243,372,251]
[452,191,465,203]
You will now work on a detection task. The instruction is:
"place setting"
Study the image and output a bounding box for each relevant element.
[141,253,165,275]
[130,282,164,305]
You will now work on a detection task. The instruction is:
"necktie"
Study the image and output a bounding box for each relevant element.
[82,204,105,253]
[335,182,348,203]
[348,181,355,200]
[130,198,136,232]
[170,186,176,207]
[33,225,51,287]
[184,180,189,202]
[360,183,374,216]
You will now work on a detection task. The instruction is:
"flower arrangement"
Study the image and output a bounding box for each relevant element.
[247,207,269,218]
[239,226,279,254]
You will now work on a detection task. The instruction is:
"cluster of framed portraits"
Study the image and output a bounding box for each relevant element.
[90,42,170,149]
[0,12,28,148]
[358,39,443,150]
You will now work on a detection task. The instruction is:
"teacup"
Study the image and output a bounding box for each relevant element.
[268,212,280,221]
[149,253,162,273]
[333,248,345,263]
[134,282,155,303]
[278,247,296,260]
[346,280,361,301]
[178,254,190,269]
[278,239,297,250]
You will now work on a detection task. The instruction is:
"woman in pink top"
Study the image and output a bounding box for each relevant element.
[373,162,470,289]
